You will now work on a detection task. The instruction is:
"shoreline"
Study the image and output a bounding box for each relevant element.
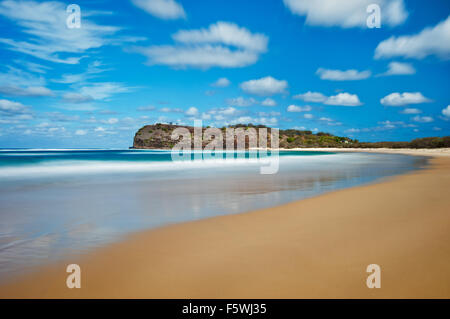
[282,147,450,157]
[1,148,449,298]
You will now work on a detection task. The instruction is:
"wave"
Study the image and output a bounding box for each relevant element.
[0,154,346,179]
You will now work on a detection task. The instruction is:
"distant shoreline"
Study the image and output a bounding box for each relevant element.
[277,147,450,157]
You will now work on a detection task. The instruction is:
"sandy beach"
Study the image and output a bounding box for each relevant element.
[1,148,449,299]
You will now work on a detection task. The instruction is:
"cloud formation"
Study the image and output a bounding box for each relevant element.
[240,76,287,96]
[0,99,30,115]
[380,92,431,106]
[133,22,268,69]
[379,62,416,76]
[294,91,362,106]
[211,77,230,87]
[131,0,186,20]
[0,0,143,64]
[0,66,53,97]
[400,108,421,114]
[226,97,257,107]
[293,91,327,103]
[261,98,277,106]
[316,68,371,81]
[287,105,312,112]
[442,105,450,118]
[324,93,362,106]
[283,0,408,28]
[375,15,450,60]
[412,115,433,123]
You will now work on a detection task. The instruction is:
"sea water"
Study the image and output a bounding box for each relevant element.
[0,149,427,280]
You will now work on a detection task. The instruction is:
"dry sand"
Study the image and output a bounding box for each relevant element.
[1,149,450,298]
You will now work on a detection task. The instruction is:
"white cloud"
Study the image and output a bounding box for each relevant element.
[218,107,237,116]
[173,21,268,52]
[200,113,211,120]
[303,113,313,119]
[240,76,288,96]
[133,22,268,69]
[207,107,240,120]
[54,103,96,111]
[442,105,450,117]
[200,106,280,127]
[0,66,53,97]
[287,105,312,112]
[345,128,360,133]
[160,107,184,113]
[137,105,156,111]
[0,1,141,64]
[283,0,408,28]
[53,74,86,85]
[62,92,94,103]
[211,77,230,87]
[400,108,421,114]
[14,60,50,74]
[294,91,361,106]
[100,118,119,125]
[227,116,278,126]
[375,15,450,60]
[0,85,53,97]
[0,99,30,115]
[412,116,433,123]
[316,68,371,81]
[52,61,110,84]
[45,112,79,122]
[294,91,327,103]
[135,44,260,69]
[258,111,280,117]
[131,0,186,20]
[185,106,199,116]
[380,92,431,106]
[227,97,257,107]
[75,129,87,136]
[78,82,131,100]
[380,61,416,76]
[375,120,417,130]
[324,93,362,106]
[317,117,341,126]
[261,98,277,106]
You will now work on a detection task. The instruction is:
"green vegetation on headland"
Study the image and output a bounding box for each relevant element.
[132,123,450,149]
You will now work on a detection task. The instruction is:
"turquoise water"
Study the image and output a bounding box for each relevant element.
[0,149,427,281]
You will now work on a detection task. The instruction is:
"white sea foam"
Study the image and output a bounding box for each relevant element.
[0,153,355,179]
[0,149,111,152]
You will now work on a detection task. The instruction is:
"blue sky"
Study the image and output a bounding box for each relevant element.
[0,0,449,148]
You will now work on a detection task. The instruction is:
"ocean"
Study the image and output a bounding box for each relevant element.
[0,149,427,280]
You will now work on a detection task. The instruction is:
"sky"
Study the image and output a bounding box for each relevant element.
[0,0,449,148]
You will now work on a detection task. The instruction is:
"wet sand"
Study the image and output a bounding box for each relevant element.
[1,149,450,298]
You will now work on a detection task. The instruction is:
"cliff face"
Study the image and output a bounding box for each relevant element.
[132,124,269,149]
[133,124,450,149]
[132,123,357,149]
[133,124,188,149]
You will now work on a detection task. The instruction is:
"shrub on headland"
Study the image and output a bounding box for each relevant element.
[356,136,450,149]
[132,123,449,149]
